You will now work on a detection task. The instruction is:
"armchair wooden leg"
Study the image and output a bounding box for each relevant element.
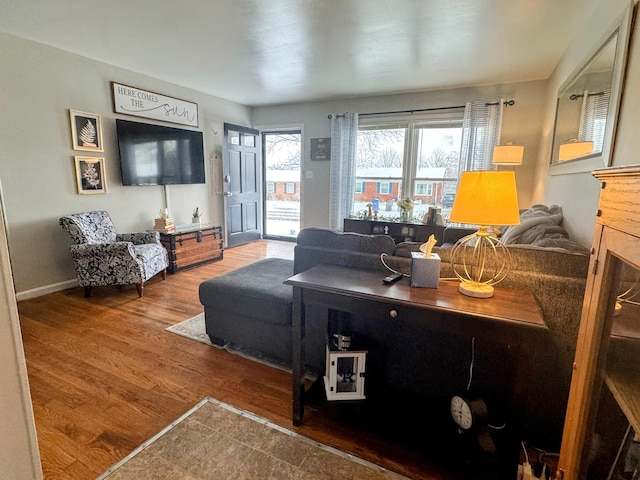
[162,269,167,280]
[84,286,92,298]
[136,283,143,297]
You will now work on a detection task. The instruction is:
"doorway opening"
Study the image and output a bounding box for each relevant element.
[262,131,301,240]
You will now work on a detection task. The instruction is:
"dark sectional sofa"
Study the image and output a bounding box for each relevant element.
[199,225,590,446]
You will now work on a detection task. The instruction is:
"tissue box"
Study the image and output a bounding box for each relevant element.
[410,252,441,288]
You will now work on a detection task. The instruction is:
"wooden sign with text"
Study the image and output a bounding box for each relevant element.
[112,82,199,127]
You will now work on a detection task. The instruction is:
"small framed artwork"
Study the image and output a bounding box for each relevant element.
[74,156,107,194]
[310,137,331,161]
[70,110,103,152]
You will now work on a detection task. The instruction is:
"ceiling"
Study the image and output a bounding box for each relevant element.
[0,0,600,107]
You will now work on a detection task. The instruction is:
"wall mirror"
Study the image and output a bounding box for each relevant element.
[550,4,633,175]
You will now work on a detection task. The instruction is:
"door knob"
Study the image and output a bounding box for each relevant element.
[224,175,231,183]
[389,309,398,318]
[224,192,233,197]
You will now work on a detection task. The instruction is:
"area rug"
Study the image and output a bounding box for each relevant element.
[97,397,409,480]
[166,314,314,378]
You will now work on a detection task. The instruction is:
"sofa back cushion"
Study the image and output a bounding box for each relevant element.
[294,227,396,274]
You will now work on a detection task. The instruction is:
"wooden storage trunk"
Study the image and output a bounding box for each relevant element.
[160,225,223,274]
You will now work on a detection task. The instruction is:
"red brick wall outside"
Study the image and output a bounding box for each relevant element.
[266,181,300,201]
[354,181,444,205]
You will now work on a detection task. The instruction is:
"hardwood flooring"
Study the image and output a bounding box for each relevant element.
[18,240,454,480]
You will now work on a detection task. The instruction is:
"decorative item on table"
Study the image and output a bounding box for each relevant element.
[449,171,520,298]
[396,197,414,222]
[324,343,367,401]
[423,206,442,225]
[411,234,440,288]
[192,207,202,225]
[154,209,175,233]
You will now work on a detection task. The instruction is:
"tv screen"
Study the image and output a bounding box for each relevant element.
[116,119,205,186]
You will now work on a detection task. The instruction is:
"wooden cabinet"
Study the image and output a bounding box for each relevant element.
[557,166,640,479]
[343,218,445,244]
[159,225,223,274]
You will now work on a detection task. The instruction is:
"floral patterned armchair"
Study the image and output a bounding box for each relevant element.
[59,210,169,298]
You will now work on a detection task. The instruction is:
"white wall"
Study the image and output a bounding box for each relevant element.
[0,33,252,298]
[536,0,634,247]
[252,80,547,230]
[0,182,42,479]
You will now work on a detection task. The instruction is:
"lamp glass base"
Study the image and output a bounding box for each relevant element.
[459,281,494,299]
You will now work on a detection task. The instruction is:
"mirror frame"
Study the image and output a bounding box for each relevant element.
[550,4,634,175]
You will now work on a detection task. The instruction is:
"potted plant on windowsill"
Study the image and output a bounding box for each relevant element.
[192,207,202,226]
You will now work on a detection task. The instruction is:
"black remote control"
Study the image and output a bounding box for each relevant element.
[382,272,403,284]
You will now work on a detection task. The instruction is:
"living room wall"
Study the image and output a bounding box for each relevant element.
[0,33,251,298]
[536,0,636,247]
[252,80,547,232]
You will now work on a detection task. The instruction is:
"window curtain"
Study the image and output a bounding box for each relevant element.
[579,89,610,152]
[458,100,504,172]
[329,112,359,231]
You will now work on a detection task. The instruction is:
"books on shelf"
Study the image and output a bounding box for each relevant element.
[153,217,175,233]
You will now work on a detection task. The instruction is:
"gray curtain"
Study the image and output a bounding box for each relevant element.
[459,100,503,172]
[329,112,359,231]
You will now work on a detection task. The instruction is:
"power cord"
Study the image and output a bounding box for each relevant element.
[379,252,457,280]
[380,253,410,277]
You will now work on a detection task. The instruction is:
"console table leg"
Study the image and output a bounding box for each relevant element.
[292,286,305,425]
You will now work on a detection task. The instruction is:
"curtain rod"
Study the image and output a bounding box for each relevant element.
[327,99,515,119]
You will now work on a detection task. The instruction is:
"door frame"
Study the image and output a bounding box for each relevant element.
[260,127,303,242]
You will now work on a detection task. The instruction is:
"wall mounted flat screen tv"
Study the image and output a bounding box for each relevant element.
[116,119,205,186]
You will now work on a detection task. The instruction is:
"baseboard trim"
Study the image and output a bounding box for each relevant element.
[16,279,78,302]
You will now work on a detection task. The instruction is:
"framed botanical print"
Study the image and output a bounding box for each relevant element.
[70,110,103,152]
[74,156,107,194]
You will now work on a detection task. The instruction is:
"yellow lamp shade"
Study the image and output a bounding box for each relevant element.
[492,144,524,165]
[450,171,520,226]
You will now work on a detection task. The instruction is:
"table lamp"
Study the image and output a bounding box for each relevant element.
[558,139,594,161]
[492,142,524,165]
[449,171,520,298]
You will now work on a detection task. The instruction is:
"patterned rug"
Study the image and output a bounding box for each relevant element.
[97,397,409,480]
[166,314,315,377]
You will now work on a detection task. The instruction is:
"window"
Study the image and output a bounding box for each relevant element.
[377,182,391,194]
[354,115,463,221]
[267,182,275,193]
[285,182,296,194]
[415,182,433,196]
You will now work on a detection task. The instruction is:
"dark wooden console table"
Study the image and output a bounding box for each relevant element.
[285,264,547,427]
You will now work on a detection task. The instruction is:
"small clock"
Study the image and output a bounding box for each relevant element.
[450,394,497,455]
[450,394,487,430]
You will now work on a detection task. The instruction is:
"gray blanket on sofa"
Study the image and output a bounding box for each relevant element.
[500,204,589,254]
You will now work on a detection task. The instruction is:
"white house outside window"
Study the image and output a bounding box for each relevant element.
[285,182,296,194]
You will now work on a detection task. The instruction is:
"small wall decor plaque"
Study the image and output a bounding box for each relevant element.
[112,82,199,127]
[74,156,107,194]
[70,110,103,152]
[310,137,331,161]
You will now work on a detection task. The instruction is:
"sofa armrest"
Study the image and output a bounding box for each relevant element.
[70,242,136,258]
[117,232,160,245]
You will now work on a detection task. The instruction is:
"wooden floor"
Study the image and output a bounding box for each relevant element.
[18,240,457,480]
